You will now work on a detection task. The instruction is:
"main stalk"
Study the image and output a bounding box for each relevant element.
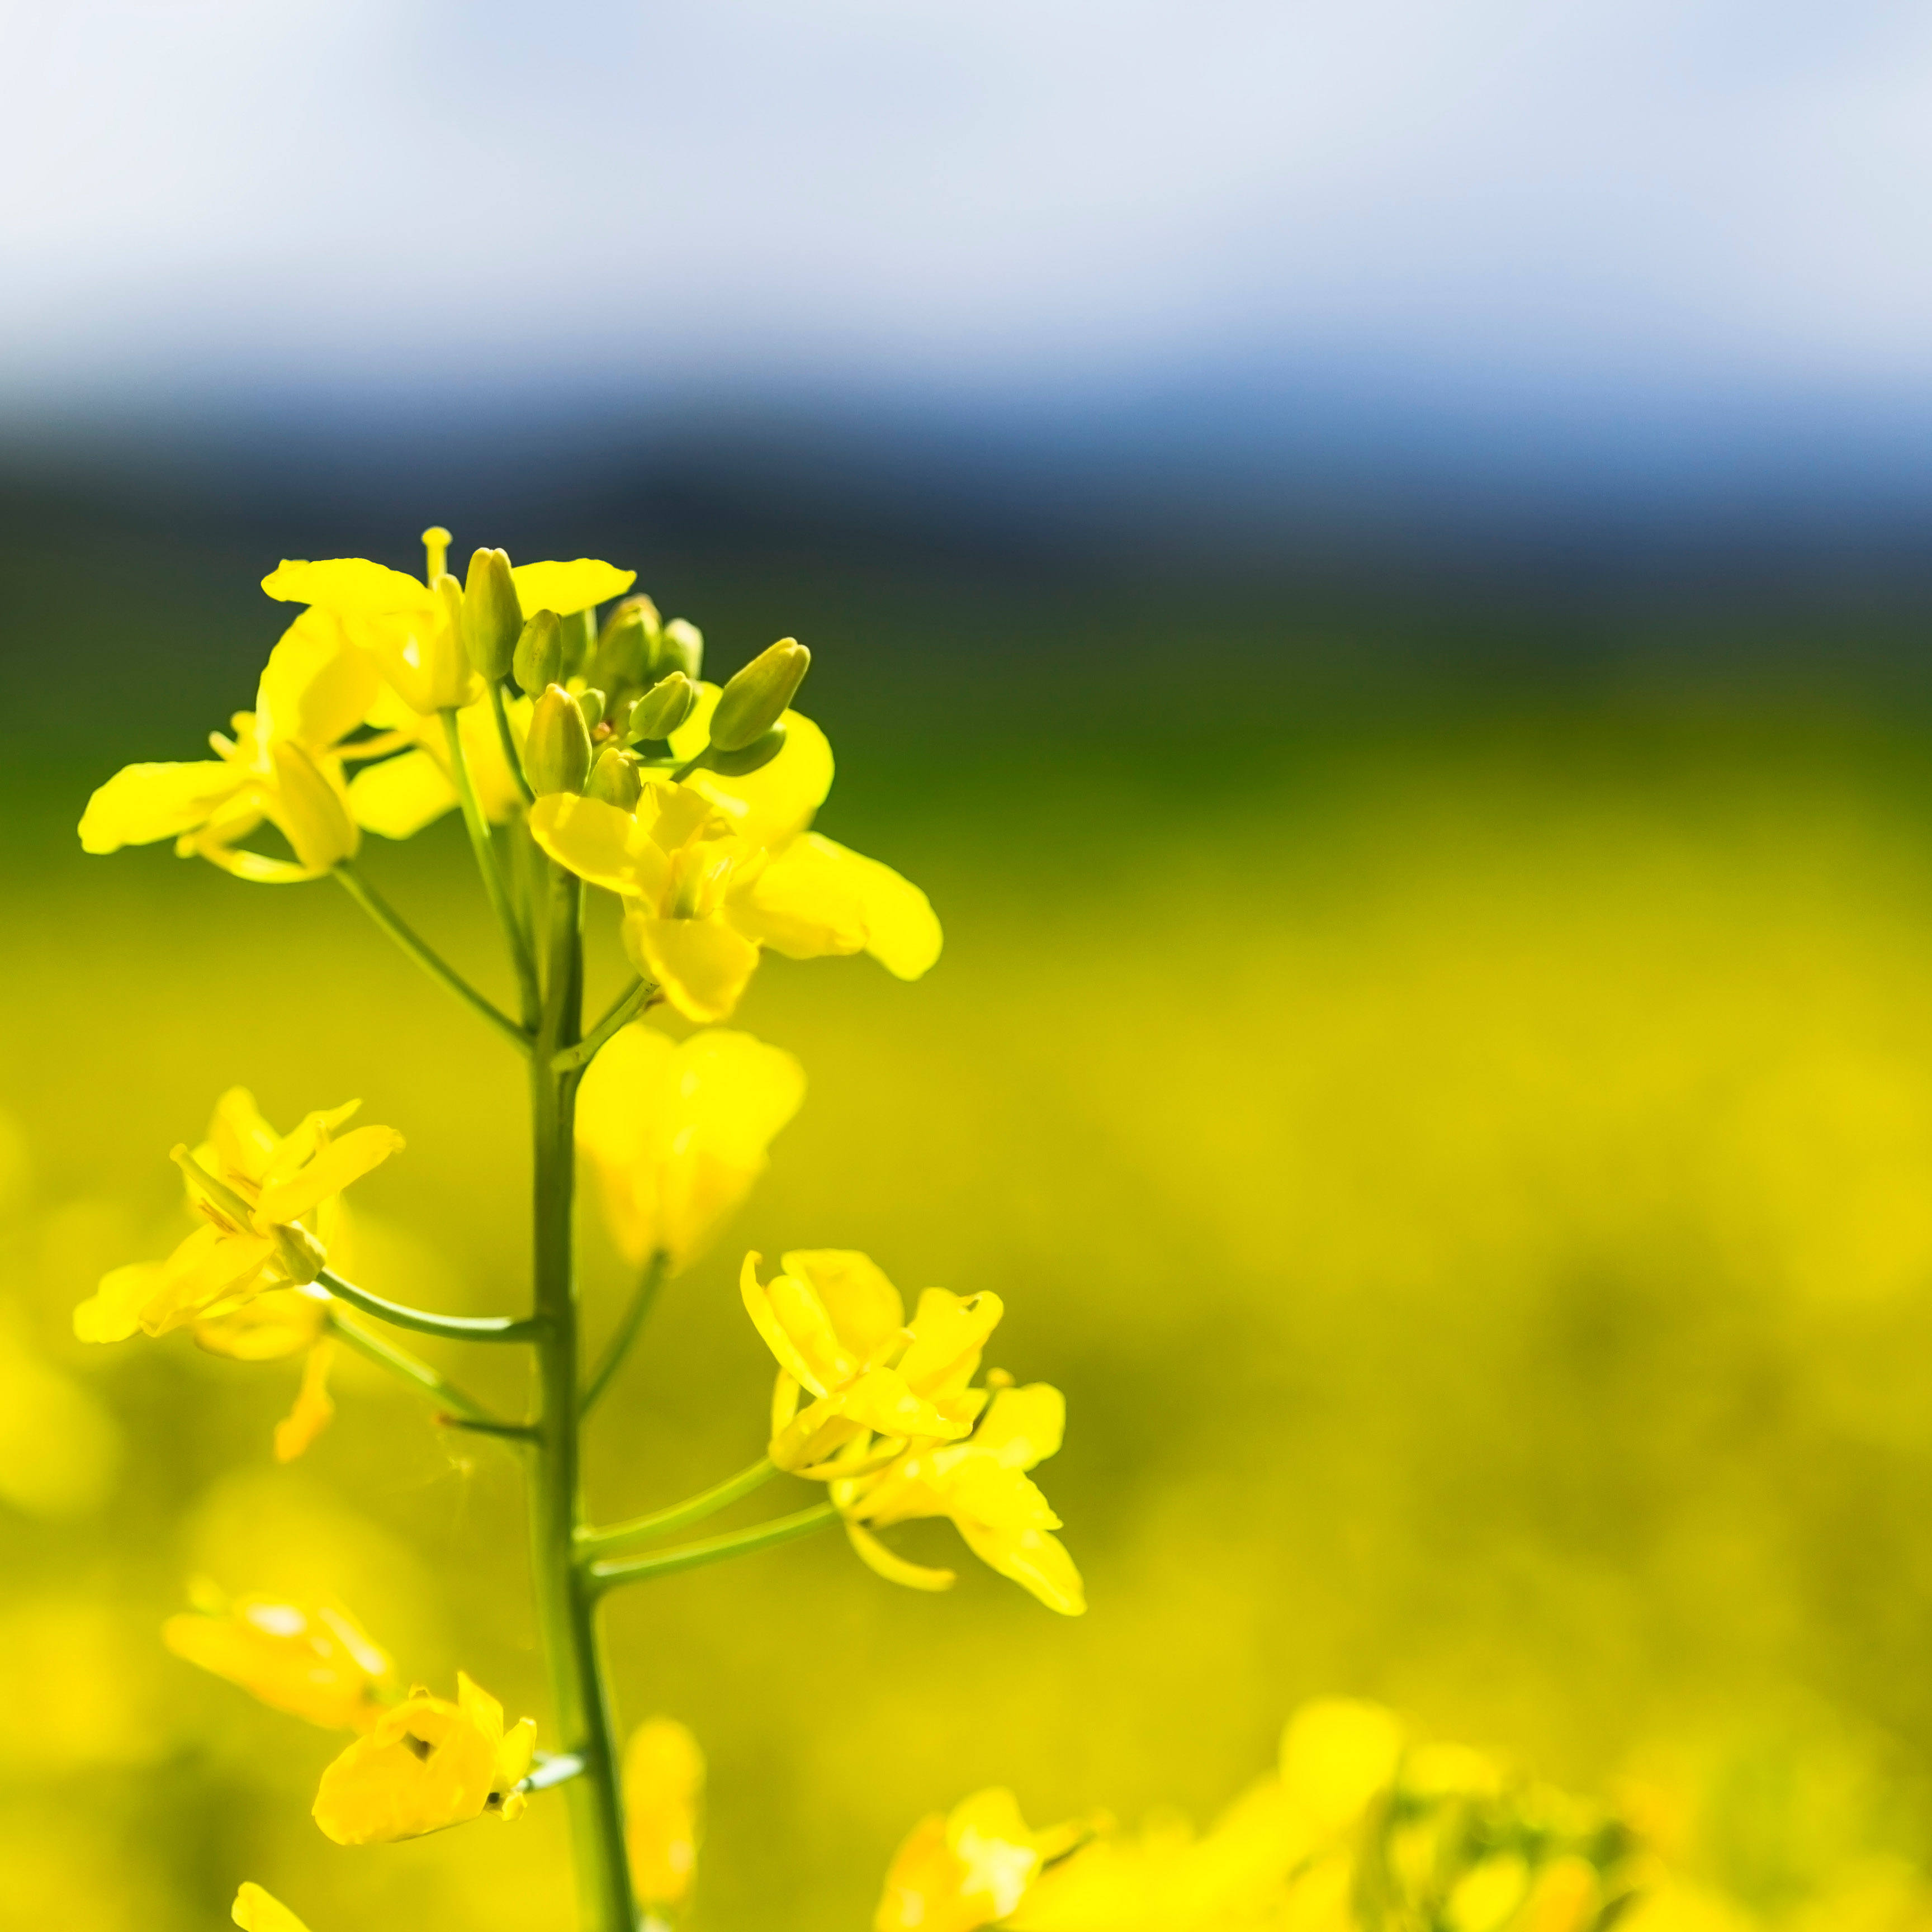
[529,858,637,1932]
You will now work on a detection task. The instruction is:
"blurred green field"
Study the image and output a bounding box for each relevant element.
[9,513,1932,1928]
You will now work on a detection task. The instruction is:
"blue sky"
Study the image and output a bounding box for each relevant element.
[7,1,1932,437]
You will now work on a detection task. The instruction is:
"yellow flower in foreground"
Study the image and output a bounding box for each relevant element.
[877,1788,1092,1932]
[74,1090,401,1343]
[312,1672,536,1845]
[576,1026,805,1272]
[164,1590,393,1731]
[530,699,939,1022]
[624,1716,705,1911]
[78,606,372,880]
[741,1252,1083,1614]
[233,1883,313,1932]
[262,537,633,717]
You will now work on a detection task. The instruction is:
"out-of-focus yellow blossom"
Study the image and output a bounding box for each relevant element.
[576,1026,805,1273]
[741,1251,1083,1614]
[878,1788,1094,1932]
[78,606,373,880]
[624,1716,705,1912]
[0,1320,119,1517]
[530,695,939,1021]
[262,537,633,717]
[164,1589,393,1731]
[312,1671,536,1845]
[74,1090,401,1343]
[271,1338,338,1462]
[233,1882,314,1932]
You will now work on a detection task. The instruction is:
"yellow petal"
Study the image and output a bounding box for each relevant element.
[270,743,360,870]
[78,761,242,853]
[233,1882,314,1932]
[312,1680,508,1844]
[254,1125,404,1229]
[736,833,942,978]
[847,1521,956,1593]
[626,912,761,1025]
[740,1253,837,1397]
[782,1251,904,1359]
[836,1365,970,1442]
[685,706,836,847]
[205,1086,282,1186]
[624,1716,705,1909]
[531,792,645,894]
[195,1287,328,1361]
[898,1290,1003,1403]
[348,749,458,839]
[968,1384,1066,1471]
[262,557,434,615]
[510,557,637,615]
[167,1594,391,1731]
[73,1260,165,1343]
[255,607,383,750]
[954,1518,1086,1616]
[273,1341,337,1462]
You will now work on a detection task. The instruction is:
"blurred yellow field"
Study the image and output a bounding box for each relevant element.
[7,703,1932,1928]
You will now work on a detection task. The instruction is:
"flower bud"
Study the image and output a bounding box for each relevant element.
[710,638,809,751]
[593,595,661,693]
[654,617,704,682]
[703,723,787,776]
[461,547,522,680]
[423,575,479,712]
[625,673,699,745]
[559,609,596,680]
[513,610,564,697]
[585,746,643,810]
[524,685,594,795]
[578,687,607,733]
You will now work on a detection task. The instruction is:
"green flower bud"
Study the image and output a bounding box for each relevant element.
[585,746,643,810]
[525,684,593,796]
[625,673,699,745]
[654,617,704,683]
[593,595,662,694]
[559,609,596,681]
[709,638,809,751]
[513,610,564,697]
[577,687,606,733]
[703,723,787,776]
[461,547,522,680]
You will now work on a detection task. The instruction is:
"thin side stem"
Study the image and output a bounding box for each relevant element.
[527,856,638,1932]
[490,680,536,804]
[577,1456,778,1559]
[318,1267,542,1344]
[555,977,657,1074]
[334,863,528,1052]
[324,1307,508,1425]
[441,708,542,1029]
[581,1249,668,1413]
[588,1500,839,1592]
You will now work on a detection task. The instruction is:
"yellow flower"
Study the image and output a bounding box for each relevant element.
[740,1252,1084,1614]
[624,1716,705,1911]
[529,697,940,1022]
[576,1026,805,1273]
[74,1088,402,1343]
[312,1671,536,1845]
[877,1788,1091,1932]
[164,1589,393,1732]
[78,606,373,880]
[233,1883,314,1932]
[193,1285,338,1462]
[262,534,634,717]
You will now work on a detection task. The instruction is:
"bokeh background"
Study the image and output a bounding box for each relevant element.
[11,4,1932,1928]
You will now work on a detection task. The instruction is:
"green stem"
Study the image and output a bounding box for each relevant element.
[586,1501,839,1593]
[441,708,542,1029]
[578,1457,778,1558]
[324,1307,508,1424]
[581,1250,668,1412]
[555,978,657,1074]
[490,680,536,804]
[334,863,528,1052]
[317,1267,541,1344]
[528,856,638,1932]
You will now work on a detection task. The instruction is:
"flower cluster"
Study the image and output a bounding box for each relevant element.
[877,1701,1645,1932]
